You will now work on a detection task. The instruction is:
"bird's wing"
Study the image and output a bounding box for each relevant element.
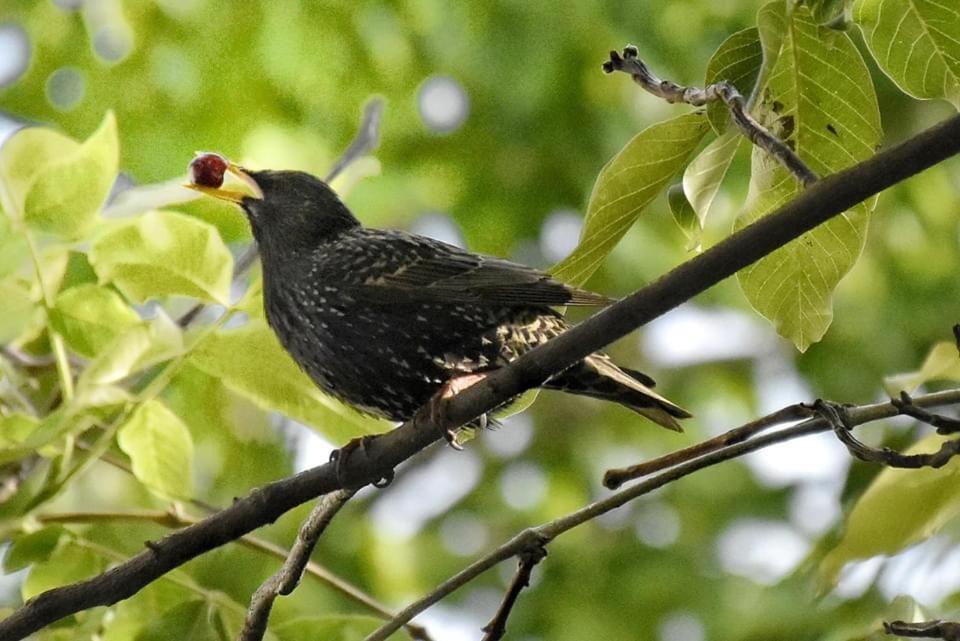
[348,233,612,307]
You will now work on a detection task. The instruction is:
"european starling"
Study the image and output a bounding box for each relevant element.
[187,154,690,433]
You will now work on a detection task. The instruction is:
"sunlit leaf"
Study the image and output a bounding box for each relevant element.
[736,3,882,351]
[273,615,390,641]
[4,526,68,573]
[76,310,183,389]
[117,399,194,500]
[854,0,960,106]
[705,27,763,134]
[50,284,141,358]
[884,341,960,396]
[189,320,386,443]
[90,209,233,305]
[820,432,960,586]
[551,113,710,286]
[0,278,37,344]
[20,112,118,238]
[0,127,77,219]
[0,215,28,279]
[682,131,744,232]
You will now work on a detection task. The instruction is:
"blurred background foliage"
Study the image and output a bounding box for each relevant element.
[0,1,959,640]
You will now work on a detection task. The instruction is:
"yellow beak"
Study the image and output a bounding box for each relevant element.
[184,161,264,203]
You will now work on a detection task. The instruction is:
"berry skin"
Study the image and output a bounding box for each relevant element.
[190,153,228,188]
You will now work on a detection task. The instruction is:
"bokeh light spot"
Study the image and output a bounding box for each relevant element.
[539,208,583,264]
[0,24,30,88]
[46,67,85,111]
[659,612,705,641]
[93,26,133,63]
[418,75,469,133]
[499,461,547,510]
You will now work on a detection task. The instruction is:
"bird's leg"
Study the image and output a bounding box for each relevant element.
[430,372,488,449]
[329,435,394,488]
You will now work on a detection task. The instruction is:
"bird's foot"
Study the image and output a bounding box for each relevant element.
[430,373,488,450]
[329,435,394,488]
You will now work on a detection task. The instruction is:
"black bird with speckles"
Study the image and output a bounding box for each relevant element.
[189,159,691,432]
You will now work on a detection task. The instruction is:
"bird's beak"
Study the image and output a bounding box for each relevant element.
[184,162,264,204]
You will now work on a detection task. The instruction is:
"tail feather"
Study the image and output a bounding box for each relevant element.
[544,355,690,432]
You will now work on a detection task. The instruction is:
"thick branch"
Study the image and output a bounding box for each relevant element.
[365,388,960,640]
[2,114,959,641]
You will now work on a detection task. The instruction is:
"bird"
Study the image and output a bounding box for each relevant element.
[186,153,690,442]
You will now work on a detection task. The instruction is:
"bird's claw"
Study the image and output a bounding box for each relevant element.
[330,435,384,487]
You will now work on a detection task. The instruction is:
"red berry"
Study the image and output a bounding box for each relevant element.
[190,153,228,188]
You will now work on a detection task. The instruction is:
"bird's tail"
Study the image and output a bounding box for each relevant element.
[544,355,691,431]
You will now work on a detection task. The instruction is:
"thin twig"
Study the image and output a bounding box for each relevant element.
[3,114,959,641]
[480,541,547,641]
[817,399,960,469]
[239,489,356,641]
[603,45,818,186]
[893,391,960,435]
[177,97,385,329]
[364,389,960,641]
[604,402,815,488]
[885,620,960,641]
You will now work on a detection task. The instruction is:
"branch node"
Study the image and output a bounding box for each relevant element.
[817,398,960,469]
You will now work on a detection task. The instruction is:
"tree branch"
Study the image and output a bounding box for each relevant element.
[885,620,960,641]
[35,507,432,641]
[239,489,356,641]
[480,541,547,641]
[817,399,960,469]
[2,112,959,641]
[604,402,816,488]
[602,45,818,186]
[365,388,960,641]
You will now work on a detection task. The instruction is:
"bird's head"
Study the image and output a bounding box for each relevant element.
[185,153,360,256]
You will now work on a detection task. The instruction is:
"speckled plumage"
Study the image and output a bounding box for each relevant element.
[238,169,690,431]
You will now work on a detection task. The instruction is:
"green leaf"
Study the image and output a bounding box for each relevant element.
[4,526,68,573]
[0,127,77,219]
[682,131,744,232]
[854,0,960,106]
[0,277,38,344]
[736,3,882,351]
[21,112,119,238]
[704,27,763,134]
[90,209,233,305]
[76,310,183,389]
[667,183,700,248]
[0,215,28,279]
[117,399,195,500]
[884,341,960,396]
[550,113,711,286]
[22,538,104,600]
[0,414,40,449]
[189,321,386,443]
[50,284,141,358]
[273,615,390,641]
[820,432,960,586]
[136,600,222,641]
